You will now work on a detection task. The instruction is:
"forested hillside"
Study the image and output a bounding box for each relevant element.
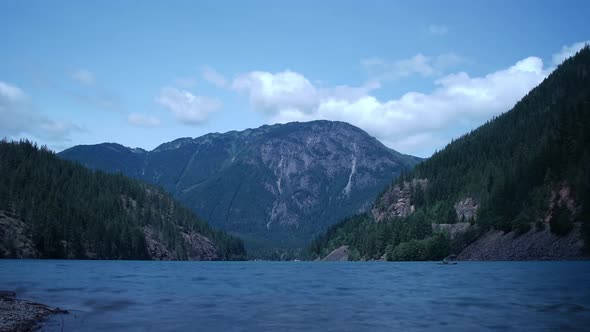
[0,140,245,260]
[309,47,590,261]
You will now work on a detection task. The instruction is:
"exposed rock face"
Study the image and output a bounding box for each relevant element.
[372,179,427,222]
[60,120,420,248]
[458,224,586,261]
[322,245,349,261]
[454,197,479,221]
[0,211,39,258]
[143,226,176,260]
[181,232,218,260]
[545,184,578,222]
[143,226,218,261]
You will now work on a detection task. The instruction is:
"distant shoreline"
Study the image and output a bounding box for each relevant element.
[1,258,589,263]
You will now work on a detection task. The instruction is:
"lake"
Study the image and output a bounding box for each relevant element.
[1,260,589,331]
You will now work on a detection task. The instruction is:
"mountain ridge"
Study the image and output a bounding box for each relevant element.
[60,120,421,255]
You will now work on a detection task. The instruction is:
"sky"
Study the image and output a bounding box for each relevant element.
[1,0,589,157]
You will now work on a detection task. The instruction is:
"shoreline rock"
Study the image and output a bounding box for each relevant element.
[322,246,349,261]
[0,292,67,332]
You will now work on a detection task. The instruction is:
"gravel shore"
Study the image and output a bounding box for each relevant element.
[0,292,67,332]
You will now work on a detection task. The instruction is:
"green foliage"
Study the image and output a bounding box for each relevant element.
[550,203,574,236]
[446,206,458,224]
[425,233,451,260]
[387,233,450,261]
[307,212,447,261]
[348,247,362,261]
[0,140,246,260]
[410,184,426,208]
[387,233,451,261]
[512,210,533,237]
[388,240,426,261]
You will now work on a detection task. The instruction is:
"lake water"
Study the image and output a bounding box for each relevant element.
[1,260,590,331]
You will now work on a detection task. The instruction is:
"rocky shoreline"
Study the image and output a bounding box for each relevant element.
[458,224,587,261]
[0,291,67,332]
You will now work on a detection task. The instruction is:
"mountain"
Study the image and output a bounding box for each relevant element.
[309,47,590,261]
[0,140,246,260]
[59,120,420,255]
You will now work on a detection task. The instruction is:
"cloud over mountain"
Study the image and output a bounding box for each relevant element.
[231,56,550,157]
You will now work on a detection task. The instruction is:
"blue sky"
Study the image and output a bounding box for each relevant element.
[1,0,589,157]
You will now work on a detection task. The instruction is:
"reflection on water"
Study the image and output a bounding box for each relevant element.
[1,260,590,331]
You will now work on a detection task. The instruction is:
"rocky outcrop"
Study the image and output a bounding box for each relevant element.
[546,184,579,222]
[322,245,349,261]
[181,231,218,260]
[0,211,38,259]
[143,226,218,261]
[143,226,177,260]
[372,179,427,222]
[454,197,478,221]
[458,224,586,261]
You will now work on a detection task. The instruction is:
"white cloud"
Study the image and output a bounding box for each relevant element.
[552,40,590,65]
[202,66,227,88]
[232,56,550,157]
[428,24,449,36]
[0,80,80,144]
[155,87,221,124]
[0,81,27,102]
[361,53,466,82]
[127,113,161,127]
[71,68,95,85]
[232,70,319,115]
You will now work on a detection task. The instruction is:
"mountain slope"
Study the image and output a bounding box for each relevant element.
[309,47,590,261]
[59,120,420,253]
[0,140,245,260]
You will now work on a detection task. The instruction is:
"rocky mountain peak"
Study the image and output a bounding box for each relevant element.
[60,120,420,251]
